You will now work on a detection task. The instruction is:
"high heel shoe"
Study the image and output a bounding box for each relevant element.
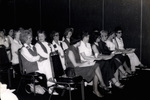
[93,91,103,98]
[110,80,124,89]
[99,85,110,91]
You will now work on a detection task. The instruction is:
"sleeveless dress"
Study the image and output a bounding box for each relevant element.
[66,46,98,83]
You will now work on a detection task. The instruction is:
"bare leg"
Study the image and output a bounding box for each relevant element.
[95,67,106,87]
[123,62,131,74]
[114,69,119,82]
[93,75,103,97]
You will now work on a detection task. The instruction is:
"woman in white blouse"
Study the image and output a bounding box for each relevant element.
[78,31,95,62]
[11,30,22,64]
[35,31,54,83]
[50,31,66,70]
[113,28,147,74]
[11,30,22,74]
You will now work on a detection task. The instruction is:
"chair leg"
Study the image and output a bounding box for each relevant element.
[33,78,36,96]
[49,85,57,100]
[81,80,85,100]
[7,68,12,88]
[68,84,72,100]
[17,78,22,93]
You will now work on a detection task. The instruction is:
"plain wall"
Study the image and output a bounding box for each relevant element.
[0,0,149,67]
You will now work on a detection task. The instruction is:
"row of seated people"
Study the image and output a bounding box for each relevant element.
[0,27,146,98]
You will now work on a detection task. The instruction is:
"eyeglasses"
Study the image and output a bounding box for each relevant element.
[54,34,59,36]
[117,32,122,34]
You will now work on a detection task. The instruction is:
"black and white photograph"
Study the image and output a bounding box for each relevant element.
[0,0,150,100]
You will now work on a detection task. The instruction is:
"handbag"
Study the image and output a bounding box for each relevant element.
[25,84,46,95]
[65,67,76,77]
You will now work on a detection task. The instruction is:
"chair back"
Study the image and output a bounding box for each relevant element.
[50,52,65,78]
[18,48,26,75]
[0,45,11,70]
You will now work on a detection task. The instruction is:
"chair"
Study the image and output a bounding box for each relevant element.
[49,52,85,100]
[16,48,47,96]
[0,45,12,88]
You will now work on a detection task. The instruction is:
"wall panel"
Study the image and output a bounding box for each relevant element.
[71,0,103,36]
[104,0,141,57]
[142,0,150,66]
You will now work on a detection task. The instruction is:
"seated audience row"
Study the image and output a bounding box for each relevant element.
[0,26,146,98]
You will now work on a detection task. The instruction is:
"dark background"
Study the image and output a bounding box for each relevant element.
[0,0,150,67]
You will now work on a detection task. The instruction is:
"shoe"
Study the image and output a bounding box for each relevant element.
[111,80,124,89]
[99,85,110,91]
[131,71,138,76]
[48,88,59,95]
[136,65,147,69]
[93,91,103,98]
[47,81,55,87]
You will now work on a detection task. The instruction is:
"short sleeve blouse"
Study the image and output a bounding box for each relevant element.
[78,41,93,61]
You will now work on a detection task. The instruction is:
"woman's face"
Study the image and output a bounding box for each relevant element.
[26,34,32,45]
[66,31,72,38]
[15,31,21,40]
[116,30,122,38]
[38,33,46,42]
[9,29,13,36]
[84,35,90,43]
[96,36,100,43]
[110,33,115,39]
[53,32,59,41]
[100,32,108,41]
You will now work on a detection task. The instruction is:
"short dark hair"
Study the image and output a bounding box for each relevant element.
[81,31,89,40]
[64,28,74,38]
[114,26,123,32]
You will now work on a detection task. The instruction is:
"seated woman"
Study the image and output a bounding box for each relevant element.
[62,27,74,51]
[19,29,58,95]
[0,30,11,61]
[90,31,125,88]
[11,30,22,75]
[35,30,55,87]
[105,31,132,75]
[98,30,131,79]
[78,31,124,90]
[50,31,66,70]
[66,38,106,98]
[113,27,147,74]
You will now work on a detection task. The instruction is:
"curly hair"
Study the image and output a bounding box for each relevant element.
[20,30,32,44]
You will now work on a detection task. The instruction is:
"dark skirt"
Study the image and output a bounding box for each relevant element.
[96,60,114,86]
[75,63,98,83]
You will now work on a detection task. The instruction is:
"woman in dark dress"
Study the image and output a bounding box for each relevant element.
[99,30,131,79]
[90,31,125,88]
[66,38,106,98]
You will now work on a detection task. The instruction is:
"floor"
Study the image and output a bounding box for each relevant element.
[1,69,150,100]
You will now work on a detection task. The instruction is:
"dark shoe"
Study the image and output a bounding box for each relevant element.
[99,85,110,91]
[136,65,147,69]
[111,81,124,89]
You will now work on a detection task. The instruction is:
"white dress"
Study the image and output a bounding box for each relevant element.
[35,41,53,80]
[113,37,141,71]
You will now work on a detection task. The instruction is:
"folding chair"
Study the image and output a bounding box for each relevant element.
[49,53,85,100]
[16,48,47,96]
